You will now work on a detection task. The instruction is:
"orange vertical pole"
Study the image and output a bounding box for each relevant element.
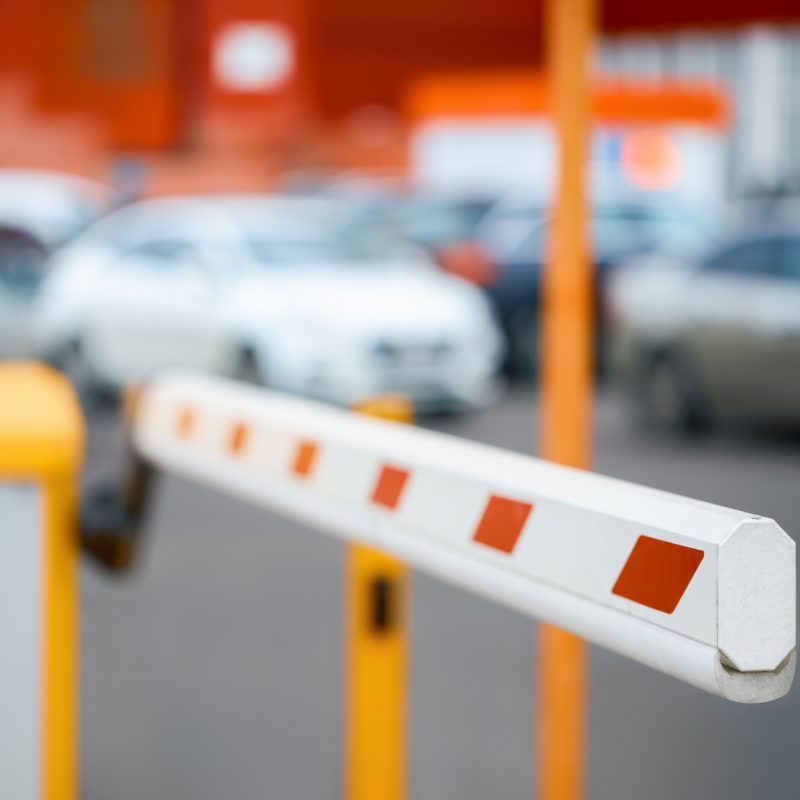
[345,396,413,800]
[536,1,595,800]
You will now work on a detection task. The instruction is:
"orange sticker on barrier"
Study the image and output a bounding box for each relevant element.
[371,465,409,510]
[229,422,249,455]
[293,440,318,477]
[612,535,704,614]
[473,495,533,554]
[176,407,195,438]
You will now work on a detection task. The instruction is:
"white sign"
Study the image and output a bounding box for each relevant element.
[410,118,726,208]
[213,22,295,93]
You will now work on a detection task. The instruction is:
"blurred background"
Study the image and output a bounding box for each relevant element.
[1,0,799,797]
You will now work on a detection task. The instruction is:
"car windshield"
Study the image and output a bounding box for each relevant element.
[398,197,494,247]
[246,233,354,265]
[596,205,714,259]
[506,204,714,263]
[229,205,355,266]
[233,204,428,268]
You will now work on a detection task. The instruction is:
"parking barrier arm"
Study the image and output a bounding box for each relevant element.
[125,370,795,703]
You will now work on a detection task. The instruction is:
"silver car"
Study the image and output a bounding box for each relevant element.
[608,229,800,431]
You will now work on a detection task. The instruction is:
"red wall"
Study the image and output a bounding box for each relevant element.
[602,0,800,31]
[0,0,36,74]
[31,0,191,149]
[4,0,800,149]
[310,0,543,118]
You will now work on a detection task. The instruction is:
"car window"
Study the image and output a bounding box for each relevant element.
[88,202,238,252]
[702,238,784,277]
[505,218,633,265]
[592,209,649,259]
[233,205,427,268]
[505,223,545,264]
[626,208,714,258]
[481,218,536,261]
[246,235,351,264]
[399,199,493,247]
[778,238,800,281]
[499,205,712,265]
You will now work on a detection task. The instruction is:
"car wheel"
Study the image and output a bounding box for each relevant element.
[635,352,709,435]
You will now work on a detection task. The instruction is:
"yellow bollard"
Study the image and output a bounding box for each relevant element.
[537,1,595,799]
[345,395,413,800]
[0,363,83,800]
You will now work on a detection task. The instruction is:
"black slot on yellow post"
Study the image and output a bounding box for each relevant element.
[345,395,413,800]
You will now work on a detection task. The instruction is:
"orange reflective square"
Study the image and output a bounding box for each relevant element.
[473,495,533,554]
[176,407,195,438]
[293,441,318,477]
[371,465,409,510]
[612,535,704,614]
[229,422,249,455]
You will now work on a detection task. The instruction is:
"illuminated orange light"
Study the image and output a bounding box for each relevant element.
[620,128,682,190]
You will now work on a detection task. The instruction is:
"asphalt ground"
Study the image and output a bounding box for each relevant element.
[79,386,800,799]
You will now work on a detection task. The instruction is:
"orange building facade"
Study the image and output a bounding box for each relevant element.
[0,0,797,180]
[0,0,542,153]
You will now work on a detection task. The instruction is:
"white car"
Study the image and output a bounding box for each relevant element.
[34,195,504,412]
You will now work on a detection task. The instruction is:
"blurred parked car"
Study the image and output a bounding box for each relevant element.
[441,188,716,376]
[35,194,504,412]
[286,170,497,266]
[608,228,800,432]
[0,169,110,358]
[389,192,496,255]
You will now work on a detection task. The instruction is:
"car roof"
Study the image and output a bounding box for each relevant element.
[0,168,108,198]
[123,193,350,221]
[92,194,360,244]
[211,193,349,219]
[0,169,110,245]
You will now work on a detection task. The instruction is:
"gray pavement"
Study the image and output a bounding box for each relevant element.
[79,387,800,799]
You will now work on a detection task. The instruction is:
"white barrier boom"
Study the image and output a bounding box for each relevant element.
[132,371,795,703]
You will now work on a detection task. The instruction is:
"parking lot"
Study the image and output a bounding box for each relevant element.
[79,386,800,799]
[4,4,800,798]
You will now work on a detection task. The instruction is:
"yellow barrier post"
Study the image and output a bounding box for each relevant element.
[345,395,413,800]
[537,1,595,799]
[0,363,83,800]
